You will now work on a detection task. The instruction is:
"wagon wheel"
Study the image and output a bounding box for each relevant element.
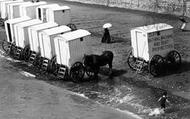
[70,62,85,82]
[1,39,11,55]
[33,53,42,67]
[166,50,181,70]
[48,56,57,74]
[127,50,137,70]
[67,23,77,31]
[149,55,164,76]
[22,45,31,61]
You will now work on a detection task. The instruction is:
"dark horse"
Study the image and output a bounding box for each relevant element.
[83,51,114,78]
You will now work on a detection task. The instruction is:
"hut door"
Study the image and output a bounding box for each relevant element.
[136,31,144,58]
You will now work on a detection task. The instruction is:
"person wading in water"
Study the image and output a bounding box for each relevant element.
[158,91,170,110]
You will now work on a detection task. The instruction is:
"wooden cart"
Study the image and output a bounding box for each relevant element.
[37,25,71,72]
[54,29,92,82]
[2,1,46,56]
[128,23,181,76]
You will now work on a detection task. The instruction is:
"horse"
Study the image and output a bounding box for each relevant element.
[83,51,114,78]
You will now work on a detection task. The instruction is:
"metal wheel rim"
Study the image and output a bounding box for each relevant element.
[127,51,137,70]
[70,62,85,82]
[167,50,181,65]
[33,54,42,67]
[149,55,164,76]
[49,56,57,74]
[2,40,11,55]
[23,46,31,61]
[67,23,77,31]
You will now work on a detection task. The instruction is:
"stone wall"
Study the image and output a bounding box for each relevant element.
[66,0,190,16]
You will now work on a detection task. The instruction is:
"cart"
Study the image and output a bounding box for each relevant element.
[2,1,46,56]
[7,2,31,19]
[14,19,42,60]
[28,22,59,66]
[27,5,74,64]
[53,29,92,82]
[37,25,71,72]
[35,3,59,22]
[0,0,23,26]
[128,23,181,76]
[3,16,31,55]
[47,6,77,31]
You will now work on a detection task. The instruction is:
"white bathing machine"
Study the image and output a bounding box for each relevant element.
[47,6,77,30]
[28,22,58,63]
[4,2,46,44]
[53,29,92,81]
[38,25,71,71]
[128,23,181,76]
[36,4,59,22]
[7,1,31,19]
[19,1,47,18]
[5,16,31,43]
[0,0,23,19]
[14,19,43,59]
[0,0,11,15]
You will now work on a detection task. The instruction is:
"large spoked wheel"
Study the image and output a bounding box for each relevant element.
[67,23,77,31]
[33,53,42,67]
[22,45,31,61]
[70,62,85,82]
[127,50,137,70]
[149,55,165,77]
[166,50,181,70]
[48,56,57,74]
[1,40,11,55]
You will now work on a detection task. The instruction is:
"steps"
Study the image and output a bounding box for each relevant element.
[29,52,36,63]
[41,58,49,71]
[15,48,22,59]
[135,60,144,73]
[57,65,67,79]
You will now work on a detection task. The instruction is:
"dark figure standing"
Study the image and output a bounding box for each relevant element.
[158,91,170,110]
[101,28,111,43]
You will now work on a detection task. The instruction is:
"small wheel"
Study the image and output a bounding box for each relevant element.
[22,45,31,61]
[166,50,181,70]
[149,55,165,76]
[127,50,137,70]
[1,40,11,55]
[48,56,57,74]
[70,62,85,82]
[67,23,77,31]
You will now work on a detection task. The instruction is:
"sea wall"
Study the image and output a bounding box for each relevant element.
[66,0,190,17]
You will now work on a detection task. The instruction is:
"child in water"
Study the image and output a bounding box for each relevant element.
[158,91,170,110]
